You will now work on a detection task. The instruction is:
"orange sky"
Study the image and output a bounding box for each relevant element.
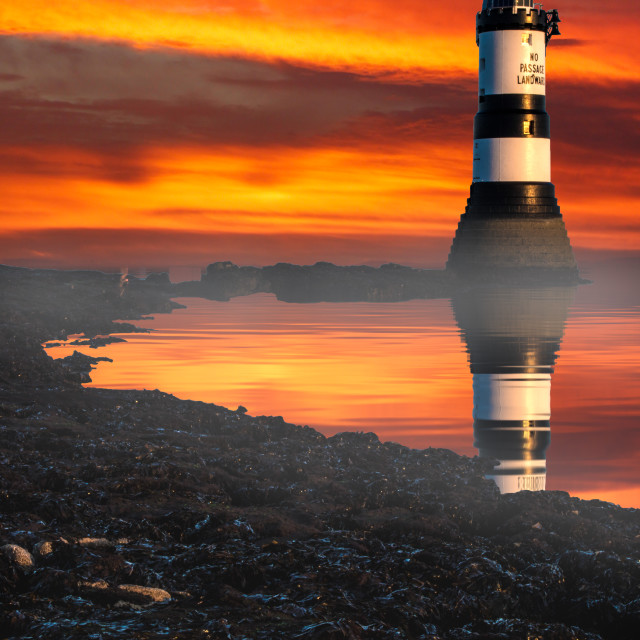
[1,0,639,268]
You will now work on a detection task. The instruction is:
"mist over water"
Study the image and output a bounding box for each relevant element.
[45,262,640,507]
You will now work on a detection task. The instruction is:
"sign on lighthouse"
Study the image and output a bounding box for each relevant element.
[446,0,577,280]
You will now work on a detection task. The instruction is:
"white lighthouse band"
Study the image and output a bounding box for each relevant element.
[473,1,555,185]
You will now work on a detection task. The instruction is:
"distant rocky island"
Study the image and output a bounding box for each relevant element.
[177,260,456,303]
[178,260,582,302]
[1,262,635,640]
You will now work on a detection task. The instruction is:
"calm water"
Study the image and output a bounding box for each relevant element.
[46,276,639,507]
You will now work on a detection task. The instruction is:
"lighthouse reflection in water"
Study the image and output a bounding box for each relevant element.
[452,286,575,494]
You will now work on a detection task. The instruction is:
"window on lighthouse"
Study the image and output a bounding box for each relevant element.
[487,0,535,7]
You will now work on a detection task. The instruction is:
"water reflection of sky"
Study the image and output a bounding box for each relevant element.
[45,283,639,508]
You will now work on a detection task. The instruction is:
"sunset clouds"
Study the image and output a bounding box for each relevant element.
[1,0,638,268]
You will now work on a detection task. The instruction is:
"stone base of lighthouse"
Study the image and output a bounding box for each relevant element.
[446,182,579,282]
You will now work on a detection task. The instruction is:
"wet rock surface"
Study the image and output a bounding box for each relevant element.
[1,544,35,571]
[0,264,638,639]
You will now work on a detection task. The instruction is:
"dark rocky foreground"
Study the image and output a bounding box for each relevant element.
[0,264,638,640]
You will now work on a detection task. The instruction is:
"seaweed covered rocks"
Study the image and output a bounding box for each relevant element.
[0,264,638,639]
[0,384,638,640]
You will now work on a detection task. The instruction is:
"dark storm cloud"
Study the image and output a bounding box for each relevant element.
[552,80,640,157]
[320,102,473,150]
[551,80,640,197]
[0,227,451,270]
[0,35,451,154]
[0,146,149,183]
[0,34,637,186]
[548,38,585,47]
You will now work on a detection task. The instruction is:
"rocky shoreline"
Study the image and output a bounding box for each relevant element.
[0,264,637,639]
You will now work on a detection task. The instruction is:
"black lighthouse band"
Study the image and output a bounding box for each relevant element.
[474,110,550,139]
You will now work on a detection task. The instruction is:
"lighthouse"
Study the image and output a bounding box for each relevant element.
[446,0,578,280]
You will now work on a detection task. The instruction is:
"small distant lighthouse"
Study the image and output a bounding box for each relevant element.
[447,0,578,280]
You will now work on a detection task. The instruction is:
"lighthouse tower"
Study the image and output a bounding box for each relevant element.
[446,0,578,280]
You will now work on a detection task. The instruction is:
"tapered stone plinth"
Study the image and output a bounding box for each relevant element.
[446,183,579,282]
